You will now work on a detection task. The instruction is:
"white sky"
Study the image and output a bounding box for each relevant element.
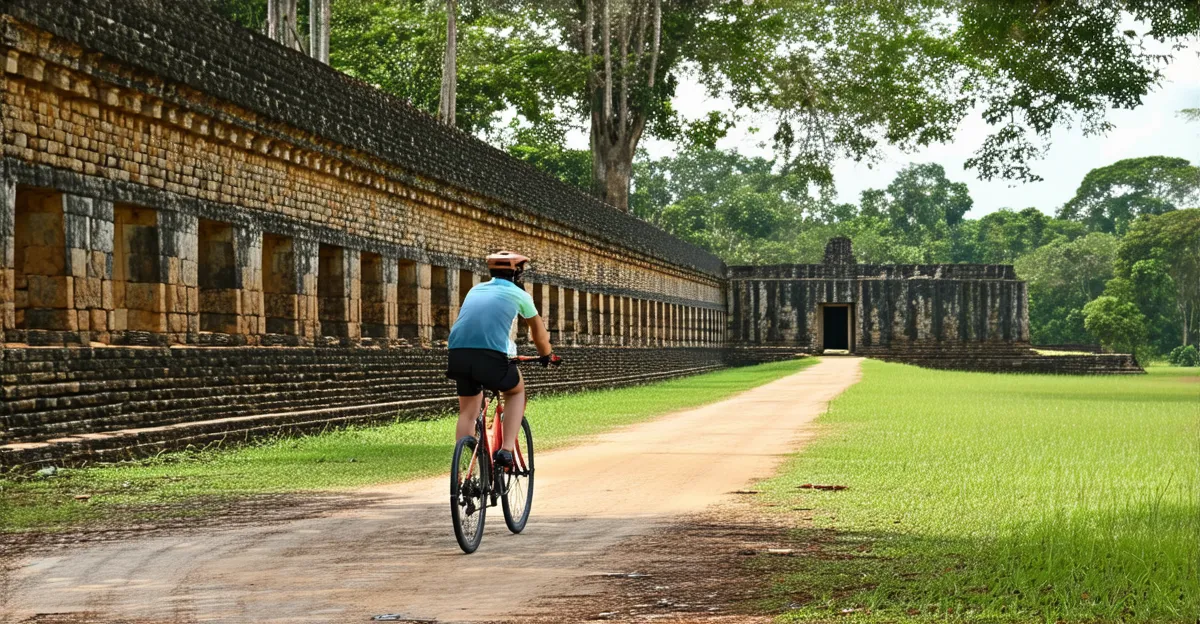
[569,40,1200,220]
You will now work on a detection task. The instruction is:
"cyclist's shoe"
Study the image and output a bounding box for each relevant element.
[493,449,515,470]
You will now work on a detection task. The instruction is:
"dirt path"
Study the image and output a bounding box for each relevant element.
[0,357,862,624]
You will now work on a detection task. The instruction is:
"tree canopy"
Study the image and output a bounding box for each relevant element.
[215,0,1200,212]
[1058,156,1200,233]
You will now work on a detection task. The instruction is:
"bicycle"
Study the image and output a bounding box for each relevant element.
[450,354,561,554]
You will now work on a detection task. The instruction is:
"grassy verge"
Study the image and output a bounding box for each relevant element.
[0,358,815,533]
[759,361,1199,623]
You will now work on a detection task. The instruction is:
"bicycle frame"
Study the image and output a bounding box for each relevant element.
[464,391,530,500]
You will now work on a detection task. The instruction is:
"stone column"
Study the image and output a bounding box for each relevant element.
[578,290,591,345]
[673,304,680,347]
[612,295,624,346]
[158,210,199,344]
[345,248,362,341]
[416,262,433,347]
[0,178,14,339]
[235,224,264,339]
[565,288,579,345]
[64,195,114,344]
[445,267,461,329]
[294,238,321,342]
[633,299,641,346]
[380,256,400,341]
[547,284,563,343]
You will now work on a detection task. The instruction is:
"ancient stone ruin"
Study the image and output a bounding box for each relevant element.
[0,1,1138,468]
[728,237,1141,373]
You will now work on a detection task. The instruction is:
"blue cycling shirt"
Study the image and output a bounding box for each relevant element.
[448,278,538,354]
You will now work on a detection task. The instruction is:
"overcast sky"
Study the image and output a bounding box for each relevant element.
[597,40,1200,220]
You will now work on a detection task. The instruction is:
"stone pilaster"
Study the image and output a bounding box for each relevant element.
[578,291,591,345]
[445,267,460,330]
[415,262,433,347]
[63,195,114,344]
[547,284,563,343]
[157,210,199,344]
[294,238,321,342]
[235,224,264,339]
[0,178,14,339]
[344,248,362,341]
[612,295,623,346]
[565,288,579,345]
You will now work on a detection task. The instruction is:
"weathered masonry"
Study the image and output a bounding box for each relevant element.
[728,238,1142,374]
[0,0,750,467]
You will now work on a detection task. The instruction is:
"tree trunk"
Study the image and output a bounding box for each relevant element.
[593,133,635,212]
[438,0,458,127]
[309,0,330,64]
[585,0,658,212]
[268,0,301,51]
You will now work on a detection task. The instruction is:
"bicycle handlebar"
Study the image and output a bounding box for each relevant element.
[512,354,564,366]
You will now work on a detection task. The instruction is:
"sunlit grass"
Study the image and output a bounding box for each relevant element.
[760,361,1200,623]
[0,358,814,533]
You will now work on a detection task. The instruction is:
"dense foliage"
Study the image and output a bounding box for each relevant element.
[214,0,1200,211]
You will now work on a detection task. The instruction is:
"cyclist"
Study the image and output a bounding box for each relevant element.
[446,251,558,468]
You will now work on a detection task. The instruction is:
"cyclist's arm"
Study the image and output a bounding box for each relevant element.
[524,315,553,357]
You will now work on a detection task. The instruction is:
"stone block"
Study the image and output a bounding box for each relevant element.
[111,307,128,331]
[74,277,103,309]
[127,308,166,333]
[24,307,76,331]
[200,288,240,313]
[24,212,65,247]
[26,274,72,308]
[90,308,108,332]
[68,247,88,277]
[124,281,161,311]
[20,245,66,276]
[87,250,111,279]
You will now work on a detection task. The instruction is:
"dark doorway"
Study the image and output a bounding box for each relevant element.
[823,305,850,351]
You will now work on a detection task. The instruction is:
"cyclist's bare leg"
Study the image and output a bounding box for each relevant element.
[456,392,483,440]
[500,372,526,452]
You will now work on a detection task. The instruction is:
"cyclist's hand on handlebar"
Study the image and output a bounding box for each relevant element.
[539,354,563,368]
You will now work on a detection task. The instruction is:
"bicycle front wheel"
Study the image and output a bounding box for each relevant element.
[451,436,487,553]
[501,418,535,534]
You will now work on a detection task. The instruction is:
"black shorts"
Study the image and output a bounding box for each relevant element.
[446,348,521,397]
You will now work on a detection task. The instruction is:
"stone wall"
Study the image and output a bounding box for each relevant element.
[0,0,728,350]
[0,345,753,469]
[0,0,749,466]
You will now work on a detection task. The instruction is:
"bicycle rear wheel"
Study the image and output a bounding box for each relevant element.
[501,418,535,534]
[451,436,487,553]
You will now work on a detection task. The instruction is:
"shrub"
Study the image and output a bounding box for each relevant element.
[1168,344,1200,367]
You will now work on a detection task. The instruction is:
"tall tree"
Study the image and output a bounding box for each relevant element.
[267,0,302,50]
[438,0,458,125]
[1058,156,1200,233]
[310,0,331,63]
[1115,209,1200,347]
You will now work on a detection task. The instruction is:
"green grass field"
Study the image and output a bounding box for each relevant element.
[0,358,814,533]
[760,361,1200,623]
